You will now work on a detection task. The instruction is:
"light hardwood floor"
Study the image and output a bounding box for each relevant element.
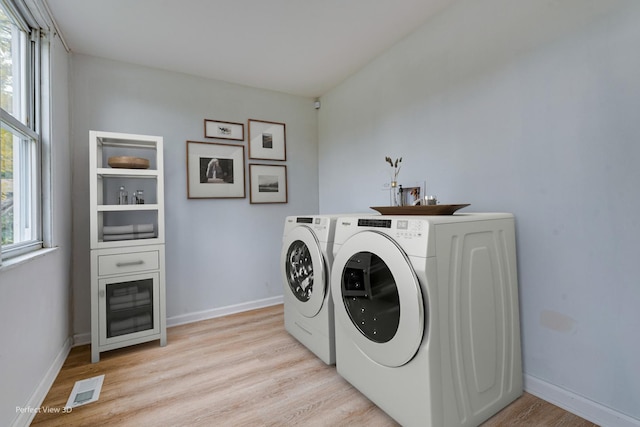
[32,305,598,426]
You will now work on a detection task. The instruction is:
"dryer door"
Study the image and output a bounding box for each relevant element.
[331,230,424,367]
[281,226,327,318]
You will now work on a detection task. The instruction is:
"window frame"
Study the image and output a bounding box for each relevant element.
[1,0,45,264]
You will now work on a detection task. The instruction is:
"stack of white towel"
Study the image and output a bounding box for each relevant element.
[109,313,153,336]
[108,286,153,336]
[109,287,151,311]
[102,224,155,241]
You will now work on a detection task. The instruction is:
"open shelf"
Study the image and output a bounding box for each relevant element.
[98,204,160,212]
[97,168,159,177]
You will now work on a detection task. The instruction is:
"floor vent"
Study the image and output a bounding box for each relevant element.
[65,375,105,408]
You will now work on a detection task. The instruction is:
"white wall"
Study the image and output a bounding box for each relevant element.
[0,33,72,427]
[70,55,319,338]
[318,0,640,423]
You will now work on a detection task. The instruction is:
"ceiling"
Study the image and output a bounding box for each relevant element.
[44,0,456,98]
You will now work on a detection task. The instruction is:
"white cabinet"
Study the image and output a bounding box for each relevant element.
[89,131,166,363]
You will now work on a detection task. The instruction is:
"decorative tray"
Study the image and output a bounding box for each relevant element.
[370,204,470,215]
[108,156,150,169]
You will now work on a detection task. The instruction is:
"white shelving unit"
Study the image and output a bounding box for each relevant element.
[89,130,166,363]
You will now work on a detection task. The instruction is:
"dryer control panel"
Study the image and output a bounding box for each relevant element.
[395,219,425,237]
[391,220,431,258]
[344,217,433,258]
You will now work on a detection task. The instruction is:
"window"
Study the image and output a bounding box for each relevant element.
[1,0,43,262]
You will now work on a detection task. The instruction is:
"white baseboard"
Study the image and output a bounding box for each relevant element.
[12,337,72,427]
[167,296,283,328]
[73,332,91,345]
[73,296,285,346]
[524,374,640,427]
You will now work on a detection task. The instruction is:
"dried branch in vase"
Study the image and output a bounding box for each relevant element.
[385,156,402,181]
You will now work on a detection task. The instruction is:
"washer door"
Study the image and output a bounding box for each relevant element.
[281,226,327,318]
[331,231,424,367]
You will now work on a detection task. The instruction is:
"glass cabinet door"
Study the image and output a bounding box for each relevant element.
[98,272,160,346]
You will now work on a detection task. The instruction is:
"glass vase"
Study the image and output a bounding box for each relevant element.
[390,181,398,206]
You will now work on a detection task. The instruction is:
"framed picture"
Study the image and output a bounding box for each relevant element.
[248,119,286,160]
[249,164,287,204]
[399,181,426,206]
[204,119,244,141]
[186,141,245,199]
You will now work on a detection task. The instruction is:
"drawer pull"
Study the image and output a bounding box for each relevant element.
[98,251,158,276]
[116,260,145,267]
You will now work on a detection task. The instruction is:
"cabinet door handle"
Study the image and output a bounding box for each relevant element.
[99,290,105,298]
[116,260,144,267]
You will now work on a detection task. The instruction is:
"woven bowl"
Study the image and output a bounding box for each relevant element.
[107,156,150,169]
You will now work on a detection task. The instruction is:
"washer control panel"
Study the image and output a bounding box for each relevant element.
[311,217,328,232]
[288,216,334,242]
[294,216,327,231]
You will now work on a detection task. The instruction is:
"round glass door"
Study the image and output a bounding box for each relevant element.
[286,240,314,302]
[331,230,424,367]
[342,251,400,343]
[281,226,326,318]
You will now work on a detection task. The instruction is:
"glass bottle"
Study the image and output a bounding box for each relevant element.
[118,186,128,205]
[135,190,144,204]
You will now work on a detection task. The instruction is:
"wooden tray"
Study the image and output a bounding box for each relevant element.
[370,204,470,215]
[108,156,150,169]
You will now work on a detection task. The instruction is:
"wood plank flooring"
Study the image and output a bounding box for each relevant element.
[32,304,598,426]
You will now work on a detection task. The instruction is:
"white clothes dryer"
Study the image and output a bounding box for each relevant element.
[331,213,523,427]
[281,214,346,364]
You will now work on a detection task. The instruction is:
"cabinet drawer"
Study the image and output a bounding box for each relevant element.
[98,251,159,276]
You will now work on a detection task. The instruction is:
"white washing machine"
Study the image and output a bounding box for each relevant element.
[331,213,523,427]
[280,214,344,365]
